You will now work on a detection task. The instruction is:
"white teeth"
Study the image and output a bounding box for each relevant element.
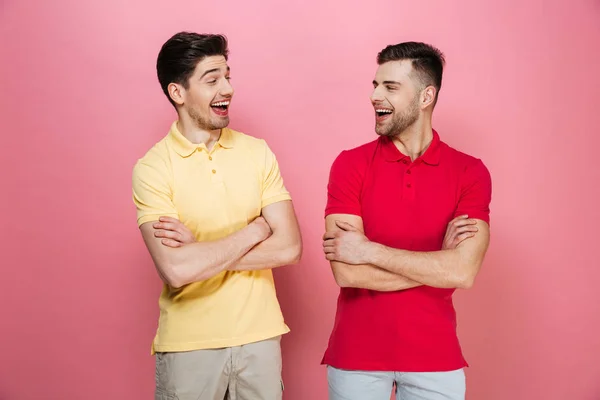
[212,101,230,107]
[376,109,392,114]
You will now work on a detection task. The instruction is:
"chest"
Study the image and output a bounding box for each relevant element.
[170,150,263,237]
[361,159,462,250]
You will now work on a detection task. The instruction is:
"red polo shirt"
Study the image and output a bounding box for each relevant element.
[322,130,492,372]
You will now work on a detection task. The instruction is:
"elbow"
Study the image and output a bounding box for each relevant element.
[331,264,353,288]
[335,276,353,288]
[168,279,184,289]
[281,242,303,265]
[455,275,475,289]
[167,276,186,289]
[161,262,188,289]
[454,265,479,289]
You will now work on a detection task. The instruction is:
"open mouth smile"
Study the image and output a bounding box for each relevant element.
[375,107,393,121]
[211,100,230,116]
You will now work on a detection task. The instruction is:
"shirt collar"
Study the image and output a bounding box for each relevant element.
[168,121,234,157]
[380,129,441,166]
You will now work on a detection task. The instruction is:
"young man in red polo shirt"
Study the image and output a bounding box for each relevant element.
[322,42,492,399]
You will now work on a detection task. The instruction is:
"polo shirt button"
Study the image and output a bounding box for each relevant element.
[209,156,213,161]
[402,159,408,164]
[406,183,412,188]
[212,169,216,174]
[406,170,411,174]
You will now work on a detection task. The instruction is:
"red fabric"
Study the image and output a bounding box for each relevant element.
[322,130,492,372]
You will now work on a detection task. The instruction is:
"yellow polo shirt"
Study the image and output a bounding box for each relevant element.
[132,122,291,353]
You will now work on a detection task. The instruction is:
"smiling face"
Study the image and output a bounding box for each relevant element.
[170,55,234,131]
[370,60,423,137]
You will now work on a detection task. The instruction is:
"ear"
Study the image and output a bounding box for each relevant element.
[168,83,185,106]
[421,86,436,109]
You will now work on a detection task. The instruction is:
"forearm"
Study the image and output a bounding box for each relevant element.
[331,261,421,292]
[229,234,301,271]
[367,243,469,289]
[164,227,261,287]
[229,200,302,272]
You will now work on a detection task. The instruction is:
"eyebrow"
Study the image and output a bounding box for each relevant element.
[373,80,402,86]
[200,66,231,79]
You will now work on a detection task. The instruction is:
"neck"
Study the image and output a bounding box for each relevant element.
[177,111,221,151]
[391,117,433,161]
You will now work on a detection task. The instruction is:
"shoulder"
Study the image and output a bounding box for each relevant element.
[133,136,171,178]
[327,139,380,186]
[440,141,491,187]
[332,138,379,168]
[227,128,269,151]
[442,141,489,173]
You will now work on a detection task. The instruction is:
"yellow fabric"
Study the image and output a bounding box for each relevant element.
[132,121,291,354]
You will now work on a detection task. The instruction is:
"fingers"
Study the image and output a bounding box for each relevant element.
[453,232,476,247]
[323,239,337,261]
[445,216,477,240]
[153,221,182,232]
[449,214,469,223]
[335,220,357,231]
[155,218,195,246]
[158,216,181,223]
[443,215,479,249]
[322,239,336,248]
[455,225,479,234]
[449,215,477,228]
[323,231,338,240]
[154,230,182,241]
[323,246,336,254]
[161,238,183,248]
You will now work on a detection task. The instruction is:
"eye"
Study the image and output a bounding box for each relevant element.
[386,85,397,91]
[207,79,217,84]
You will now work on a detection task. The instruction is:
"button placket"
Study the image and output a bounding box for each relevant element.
[208,150,223,183]
[402,160,415,200]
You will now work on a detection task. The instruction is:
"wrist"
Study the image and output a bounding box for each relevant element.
[244,225,261,245]
[245,224,267,246]
[363,240,382,265]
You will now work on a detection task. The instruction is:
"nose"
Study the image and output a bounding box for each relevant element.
[370,86,384,103]
[220,78,234,97]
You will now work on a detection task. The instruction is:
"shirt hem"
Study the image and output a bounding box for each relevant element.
[321,358,469,373]
[262,194,292,209]
[137,213,179,227]
[324,208,362,217]
[151,326,290,355]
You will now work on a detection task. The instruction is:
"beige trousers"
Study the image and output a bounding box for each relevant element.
[155,336,283,400]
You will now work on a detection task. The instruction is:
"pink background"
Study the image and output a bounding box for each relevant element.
[2,0,599,399]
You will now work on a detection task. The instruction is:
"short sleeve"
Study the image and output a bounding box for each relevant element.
[261,141,291,208]
[325,150,364,217]
[132,159,179,226]
[454,159,492,224]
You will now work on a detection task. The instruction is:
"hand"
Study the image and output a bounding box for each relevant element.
[248,216,272,242]
[442,215,479,250]
[153,217,196,248]
[322,220,372,265]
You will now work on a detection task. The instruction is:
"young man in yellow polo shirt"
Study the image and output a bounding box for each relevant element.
[132,32,302,400]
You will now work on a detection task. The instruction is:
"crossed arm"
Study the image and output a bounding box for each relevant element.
[323,213,490,291]
[140,200,302,288]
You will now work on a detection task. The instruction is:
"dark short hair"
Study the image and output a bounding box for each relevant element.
[156,32,229,107]
[377,42,445,105]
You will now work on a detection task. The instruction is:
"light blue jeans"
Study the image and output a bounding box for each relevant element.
[327,366,465,400]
